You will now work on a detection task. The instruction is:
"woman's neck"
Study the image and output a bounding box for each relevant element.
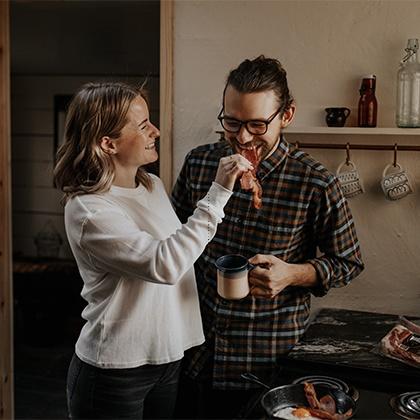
[112,167,138,188]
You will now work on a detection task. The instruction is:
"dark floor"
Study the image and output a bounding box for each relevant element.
[13,259,85,419]
[14,343,73,419]
[13,294,80,419]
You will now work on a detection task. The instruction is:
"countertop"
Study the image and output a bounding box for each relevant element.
[277,307,420,392]
[240,308,420,419]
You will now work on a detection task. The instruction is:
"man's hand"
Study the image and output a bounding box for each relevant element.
[248,254,318,298]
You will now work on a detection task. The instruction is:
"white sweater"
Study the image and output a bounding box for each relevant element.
[64,174,232,368]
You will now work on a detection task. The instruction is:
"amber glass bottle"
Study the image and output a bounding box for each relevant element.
[358,75,378,127]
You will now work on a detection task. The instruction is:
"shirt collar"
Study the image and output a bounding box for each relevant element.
[257,134,289,180]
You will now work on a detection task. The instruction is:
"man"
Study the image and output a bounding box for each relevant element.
[171,55,364,418]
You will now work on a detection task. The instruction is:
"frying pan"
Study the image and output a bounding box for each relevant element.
[241,373,357,419]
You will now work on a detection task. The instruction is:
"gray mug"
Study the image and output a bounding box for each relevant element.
[381,163,413,201]
[336,160,364,198]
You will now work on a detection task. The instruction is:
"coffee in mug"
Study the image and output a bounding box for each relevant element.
[381,163,413,201]
[215,254,255,300]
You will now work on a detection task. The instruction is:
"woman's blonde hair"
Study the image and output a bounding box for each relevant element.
[53,81,153,203]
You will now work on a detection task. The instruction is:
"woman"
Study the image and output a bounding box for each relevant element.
[53,82,252,419]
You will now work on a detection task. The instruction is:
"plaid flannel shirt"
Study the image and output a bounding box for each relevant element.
[171,136,364,389]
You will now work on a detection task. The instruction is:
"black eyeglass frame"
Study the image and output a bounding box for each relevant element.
[217,107,283,135]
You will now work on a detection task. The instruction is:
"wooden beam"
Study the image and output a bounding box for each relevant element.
[159,0,173,192]
[0,1,13,419]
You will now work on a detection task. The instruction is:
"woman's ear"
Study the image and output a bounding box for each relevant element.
[100,136,117,155]
[280,103,296,128]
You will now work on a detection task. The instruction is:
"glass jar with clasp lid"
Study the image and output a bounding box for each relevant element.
[396,38,420,127]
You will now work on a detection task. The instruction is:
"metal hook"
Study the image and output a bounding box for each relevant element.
[346,143,351,165]
[394,143,398,167]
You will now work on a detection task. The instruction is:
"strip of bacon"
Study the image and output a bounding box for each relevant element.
[303,382,353,420]
[399,316,420,335]
[239,147,263,209]
[380,324,420,367]
[304,382,321,409]
[307,407,353,420]
[292,406,353,420]
[319,395,337,414]
[306,408,336,420]
[240,172,262,209]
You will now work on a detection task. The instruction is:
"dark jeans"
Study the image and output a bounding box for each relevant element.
[67,353,181,419]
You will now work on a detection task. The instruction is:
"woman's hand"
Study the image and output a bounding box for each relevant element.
[215,154,254,191]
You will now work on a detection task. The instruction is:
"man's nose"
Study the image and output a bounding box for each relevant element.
[236,125,253,144]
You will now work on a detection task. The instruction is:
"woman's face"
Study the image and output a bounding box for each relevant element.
[114,95,160,168]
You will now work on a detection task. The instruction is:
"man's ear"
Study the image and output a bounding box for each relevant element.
[280,104,296,128]
[100,136,117,155]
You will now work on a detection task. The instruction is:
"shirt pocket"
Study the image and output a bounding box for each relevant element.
[254,211,308,258]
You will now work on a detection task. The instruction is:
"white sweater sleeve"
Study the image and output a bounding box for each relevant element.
[78,182,231,285]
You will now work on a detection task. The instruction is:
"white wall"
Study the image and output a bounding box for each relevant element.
[11,1,159,259]
[173,0,420,316]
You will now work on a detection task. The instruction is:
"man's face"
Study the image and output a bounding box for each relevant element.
[222,85,294,161]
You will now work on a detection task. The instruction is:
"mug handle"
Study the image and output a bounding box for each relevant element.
[343,108,351,117]
[336,160,355,175]
[382,162,402,178]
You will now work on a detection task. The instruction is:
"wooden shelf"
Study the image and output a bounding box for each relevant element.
[285,126,420,135]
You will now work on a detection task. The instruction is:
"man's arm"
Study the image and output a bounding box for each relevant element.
[248,176,364,299]
[306,176,364,296]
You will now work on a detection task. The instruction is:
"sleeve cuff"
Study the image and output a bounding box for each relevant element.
[207,181,233,208]
[306,258,331,297]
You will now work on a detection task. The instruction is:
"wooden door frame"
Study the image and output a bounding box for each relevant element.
[0,1,173,418]
[0,0,13,418]
[160,0,173,192]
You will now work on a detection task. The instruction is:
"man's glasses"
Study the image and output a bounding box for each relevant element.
[217,107,282,135]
